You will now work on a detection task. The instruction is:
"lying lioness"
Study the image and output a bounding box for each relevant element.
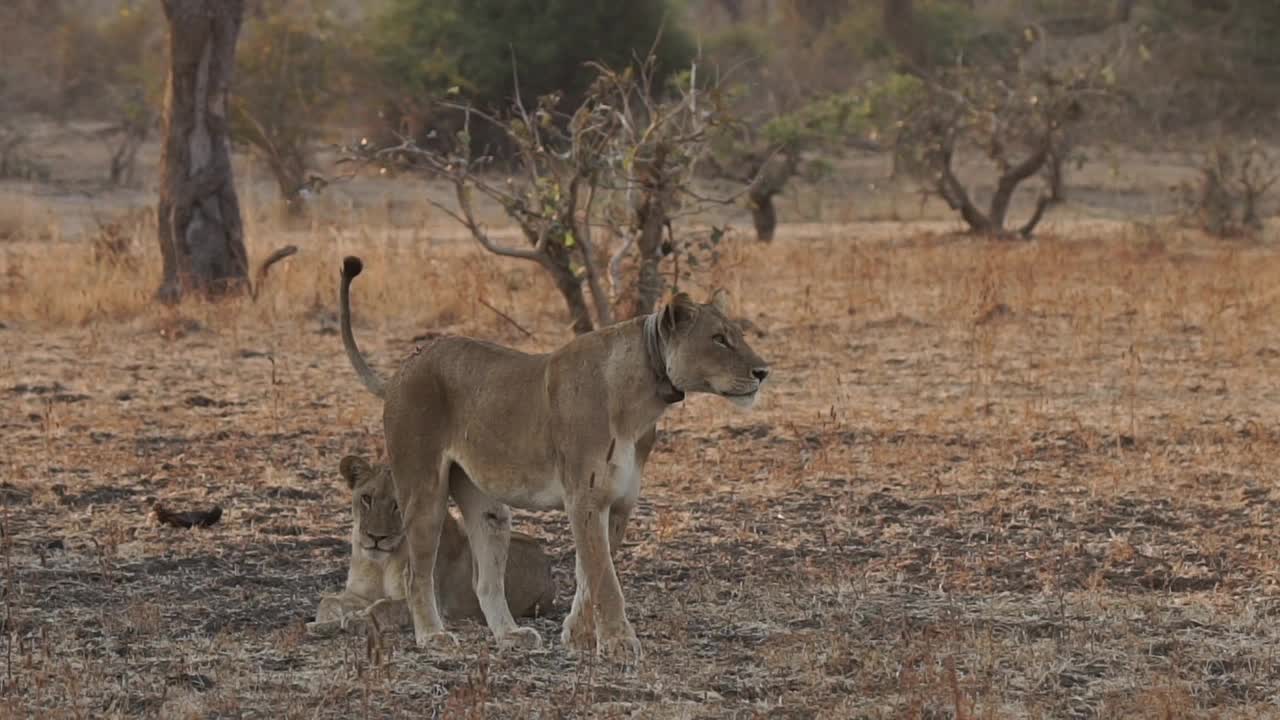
[307,454,555,637]
[340,256,768,663]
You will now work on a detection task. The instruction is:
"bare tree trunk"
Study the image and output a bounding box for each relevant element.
[268,150,308,219]
[748,188,778,243]
[883,0,927,74]
[627,146,676,319]
[1111,0,1136,23]
[235,105,310,218]
[746,150,797,243]
[988,142,1051,232]
[630,191,668,318]
[156,0,249,303]
[793,0,849,29]
[545,240,595,335]
[108,122,147,186]
[573,184,614,328]
[716,0,743,22]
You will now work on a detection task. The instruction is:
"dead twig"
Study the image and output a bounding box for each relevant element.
[477,298,535,339]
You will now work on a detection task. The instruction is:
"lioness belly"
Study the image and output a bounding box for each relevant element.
[451,455,564,511]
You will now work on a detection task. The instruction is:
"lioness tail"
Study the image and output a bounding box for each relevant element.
[339,256,387,399]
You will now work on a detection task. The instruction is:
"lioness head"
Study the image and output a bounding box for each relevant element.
[658,290,770,408]
[339,456,404,555]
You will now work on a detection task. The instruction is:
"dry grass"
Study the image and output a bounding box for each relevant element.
[3,173,1280,718]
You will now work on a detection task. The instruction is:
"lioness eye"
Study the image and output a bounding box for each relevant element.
[361,494,372,507]
[392,501,399,513]
[713,333,730,347]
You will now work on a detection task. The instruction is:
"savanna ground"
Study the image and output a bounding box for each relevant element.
[3,132,1280,719]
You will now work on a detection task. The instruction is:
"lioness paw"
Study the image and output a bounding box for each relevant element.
[305,619,342,638]
[560,613,595,654]
[597,631,642,666]
[415,629,460,650]
[498,626,543,651]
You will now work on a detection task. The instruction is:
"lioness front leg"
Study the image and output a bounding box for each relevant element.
[451,470,542,650]
[561,491,640,664]
[609,427,653,559]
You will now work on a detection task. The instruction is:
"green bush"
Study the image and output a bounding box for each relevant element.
[815,0,995,70]
[369,0,695,116]
[1133,0,1280,126]
[51,3,163,119]
[233,1,357,211]
[757,73,924,151]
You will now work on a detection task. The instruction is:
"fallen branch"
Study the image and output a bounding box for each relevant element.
[151,503,223,529]
[251,245,299,301]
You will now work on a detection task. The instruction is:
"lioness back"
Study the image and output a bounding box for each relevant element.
[310,455,555,634]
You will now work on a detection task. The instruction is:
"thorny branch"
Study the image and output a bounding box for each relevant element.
[340,50,744,329]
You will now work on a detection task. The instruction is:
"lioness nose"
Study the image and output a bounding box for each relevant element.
[752,367,770,382]
[368,533,390,543]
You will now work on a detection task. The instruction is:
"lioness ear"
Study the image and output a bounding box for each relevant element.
[661,293,698,333]
[339,455,370,489]
[709,288,731,315]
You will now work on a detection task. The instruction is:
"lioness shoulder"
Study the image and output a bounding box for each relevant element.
[307,455,556,636]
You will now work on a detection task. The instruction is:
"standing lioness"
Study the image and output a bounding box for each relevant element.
[340,256,768,663]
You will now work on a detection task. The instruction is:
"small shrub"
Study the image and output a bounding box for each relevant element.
[1177,142,1277,237]
[233,0,355,215]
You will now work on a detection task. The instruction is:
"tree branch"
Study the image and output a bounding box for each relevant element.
[573,179,613,326]
[452,178,549,263]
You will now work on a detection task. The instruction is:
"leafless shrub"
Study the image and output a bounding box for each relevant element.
[707,147,800,243]
[895,60,1112,239]
[90,212,143,271]
[343,52,741,333]
[101,103,152,187]
[0,124,50,182]
[1177,142,1278,237]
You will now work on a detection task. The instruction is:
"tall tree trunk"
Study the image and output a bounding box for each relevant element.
[716,0,743,22]
[748,189,778,243]
[631,191,668,318]
[883,0,927,74]
[545,249,595,336]
[156,0,249,303]
[1111,0,1136,23]
[268,148,308,220]
[747,150,797,243]
[628,145,675,319]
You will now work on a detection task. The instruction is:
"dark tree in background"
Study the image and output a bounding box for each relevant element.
[156,0,249,303]
[371,0,694,150]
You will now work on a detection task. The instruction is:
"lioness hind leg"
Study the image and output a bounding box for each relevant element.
[396,457,457,649]
[608,495,637,561]
[450,468,542,650]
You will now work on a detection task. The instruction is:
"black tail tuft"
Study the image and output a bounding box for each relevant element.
[342,256,364,280]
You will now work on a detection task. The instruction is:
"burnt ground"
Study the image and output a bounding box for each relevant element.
[4,226,1280,718]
